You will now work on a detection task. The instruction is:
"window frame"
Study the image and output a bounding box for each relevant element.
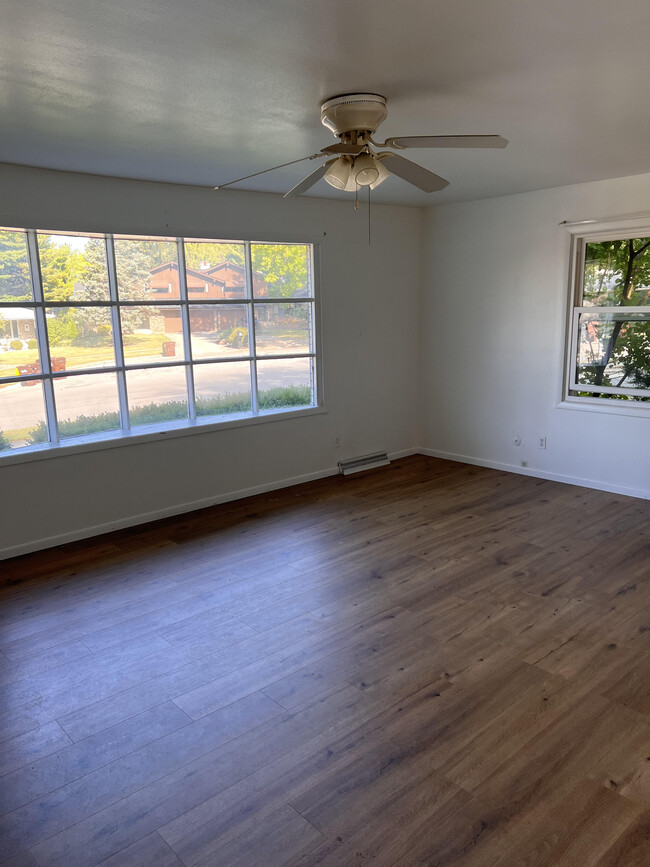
[0,229,324,463]
[561,218,650,415]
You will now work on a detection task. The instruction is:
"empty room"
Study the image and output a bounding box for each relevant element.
[1,1,649,864]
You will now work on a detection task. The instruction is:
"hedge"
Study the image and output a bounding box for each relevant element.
[26,385,311,443]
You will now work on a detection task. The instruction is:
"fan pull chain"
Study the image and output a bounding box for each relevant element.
[368,186,371,245]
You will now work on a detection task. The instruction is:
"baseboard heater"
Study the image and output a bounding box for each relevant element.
[338,452,391,475]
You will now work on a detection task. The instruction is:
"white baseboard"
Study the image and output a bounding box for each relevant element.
[0,447,418,561]
[417,447,649,501]
[1,465,340,561]
[3,445,644,560]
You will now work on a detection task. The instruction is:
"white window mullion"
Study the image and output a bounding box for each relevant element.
[244,241,259,413]
[176,238,196,420]
[310,243,321,406]
[26,230,59,444]
[106,235,130,431]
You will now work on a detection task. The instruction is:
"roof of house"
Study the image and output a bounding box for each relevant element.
[149,262,226,288]
[0,307,34,320]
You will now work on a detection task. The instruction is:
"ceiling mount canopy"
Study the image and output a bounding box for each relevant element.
[320,93,388,138]
[214,92,508,198]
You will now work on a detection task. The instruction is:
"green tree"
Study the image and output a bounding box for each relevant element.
[73,239,157,338]
[38,236,87,301]
[251,244,309,297]
[583,238,650,395]
[184,243,243,270]
[183,243,309,297]
[0,230,31,301]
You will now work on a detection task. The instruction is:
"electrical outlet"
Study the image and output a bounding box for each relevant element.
[334,435,341,448]
[513,436,522,446]
[538,436,547,450]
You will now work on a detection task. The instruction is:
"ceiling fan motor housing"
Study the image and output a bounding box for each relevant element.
[321,93,387,137]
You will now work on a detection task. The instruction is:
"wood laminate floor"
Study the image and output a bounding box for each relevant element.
[1,456,649,866]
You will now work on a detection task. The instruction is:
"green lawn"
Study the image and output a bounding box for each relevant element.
[0,333,170,377]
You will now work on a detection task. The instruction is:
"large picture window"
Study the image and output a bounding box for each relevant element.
[0,230,319,454]
[565,224,650,407]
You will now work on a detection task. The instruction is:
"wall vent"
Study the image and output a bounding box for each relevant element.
[338,452,390,475]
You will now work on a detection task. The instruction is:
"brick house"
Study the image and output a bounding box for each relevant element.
[148,261,269,333]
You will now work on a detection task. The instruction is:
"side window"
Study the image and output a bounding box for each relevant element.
[565,229,650,406]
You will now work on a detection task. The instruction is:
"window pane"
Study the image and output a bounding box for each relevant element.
[193,361,251,416]
[114,238,178,301]
[122,306,185,365]
[39,234,110,302]
[183,242,246,300]
[0,229,32,301]
[251,244,311,298]
[254,303,312,355]
[256,358,314,409]
[126,366,188,426]
[583,238,650,306]
[0,379,46,449]
[54,373,120,439]
[190,304,249,359]
[0,308,39,377]
[47,307,115,370]
[576,312,650,393]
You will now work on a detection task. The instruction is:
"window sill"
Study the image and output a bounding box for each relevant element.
[0,405,326,466]
[557,397,649,419]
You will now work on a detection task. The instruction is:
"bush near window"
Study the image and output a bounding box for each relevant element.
[225,326,248,347]
[25,385,311,444]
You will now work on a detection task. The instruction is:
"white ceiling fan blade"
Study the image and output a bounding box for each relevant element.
[381,154,449,192]
[320,143,366,156]
[283,162,330,198]
[385,135,508,149]
[214,154,323,189]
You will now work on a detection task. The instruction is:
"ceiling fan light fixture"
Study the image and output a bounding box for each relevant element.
[369,156,391,189]
[352,153,380,186]
[324,156,354,190]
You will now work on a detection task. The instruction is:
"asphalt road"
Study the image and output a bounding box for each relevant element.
[2,356,311,433]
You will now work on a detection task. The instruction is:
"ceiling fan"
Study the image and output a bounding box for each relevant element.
[215,93,508,198]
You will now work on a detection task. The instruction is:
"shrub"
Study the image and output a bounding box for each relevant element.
[225,326,248,347]
[214,327,232,343]
[27,339,38,350]
[47,314,78,345]
[27,414,121,443]
[10,339,23,351]
[196,393,251,416]
[26,385,313,444]
[0,431,11,451]
[131,402,188,425]
[259,385,311,408]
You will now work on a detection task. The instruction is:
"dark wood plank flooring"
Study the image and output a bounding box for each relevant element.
[1,456,649,865]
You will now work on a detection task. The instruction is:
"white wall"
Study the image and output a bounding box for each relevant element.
[3,164,648,558]
[421,172,650,498]
[0,164,422,557]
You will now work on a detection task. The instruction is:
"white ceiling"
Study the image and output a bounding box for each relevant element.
[2,0,649,206]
